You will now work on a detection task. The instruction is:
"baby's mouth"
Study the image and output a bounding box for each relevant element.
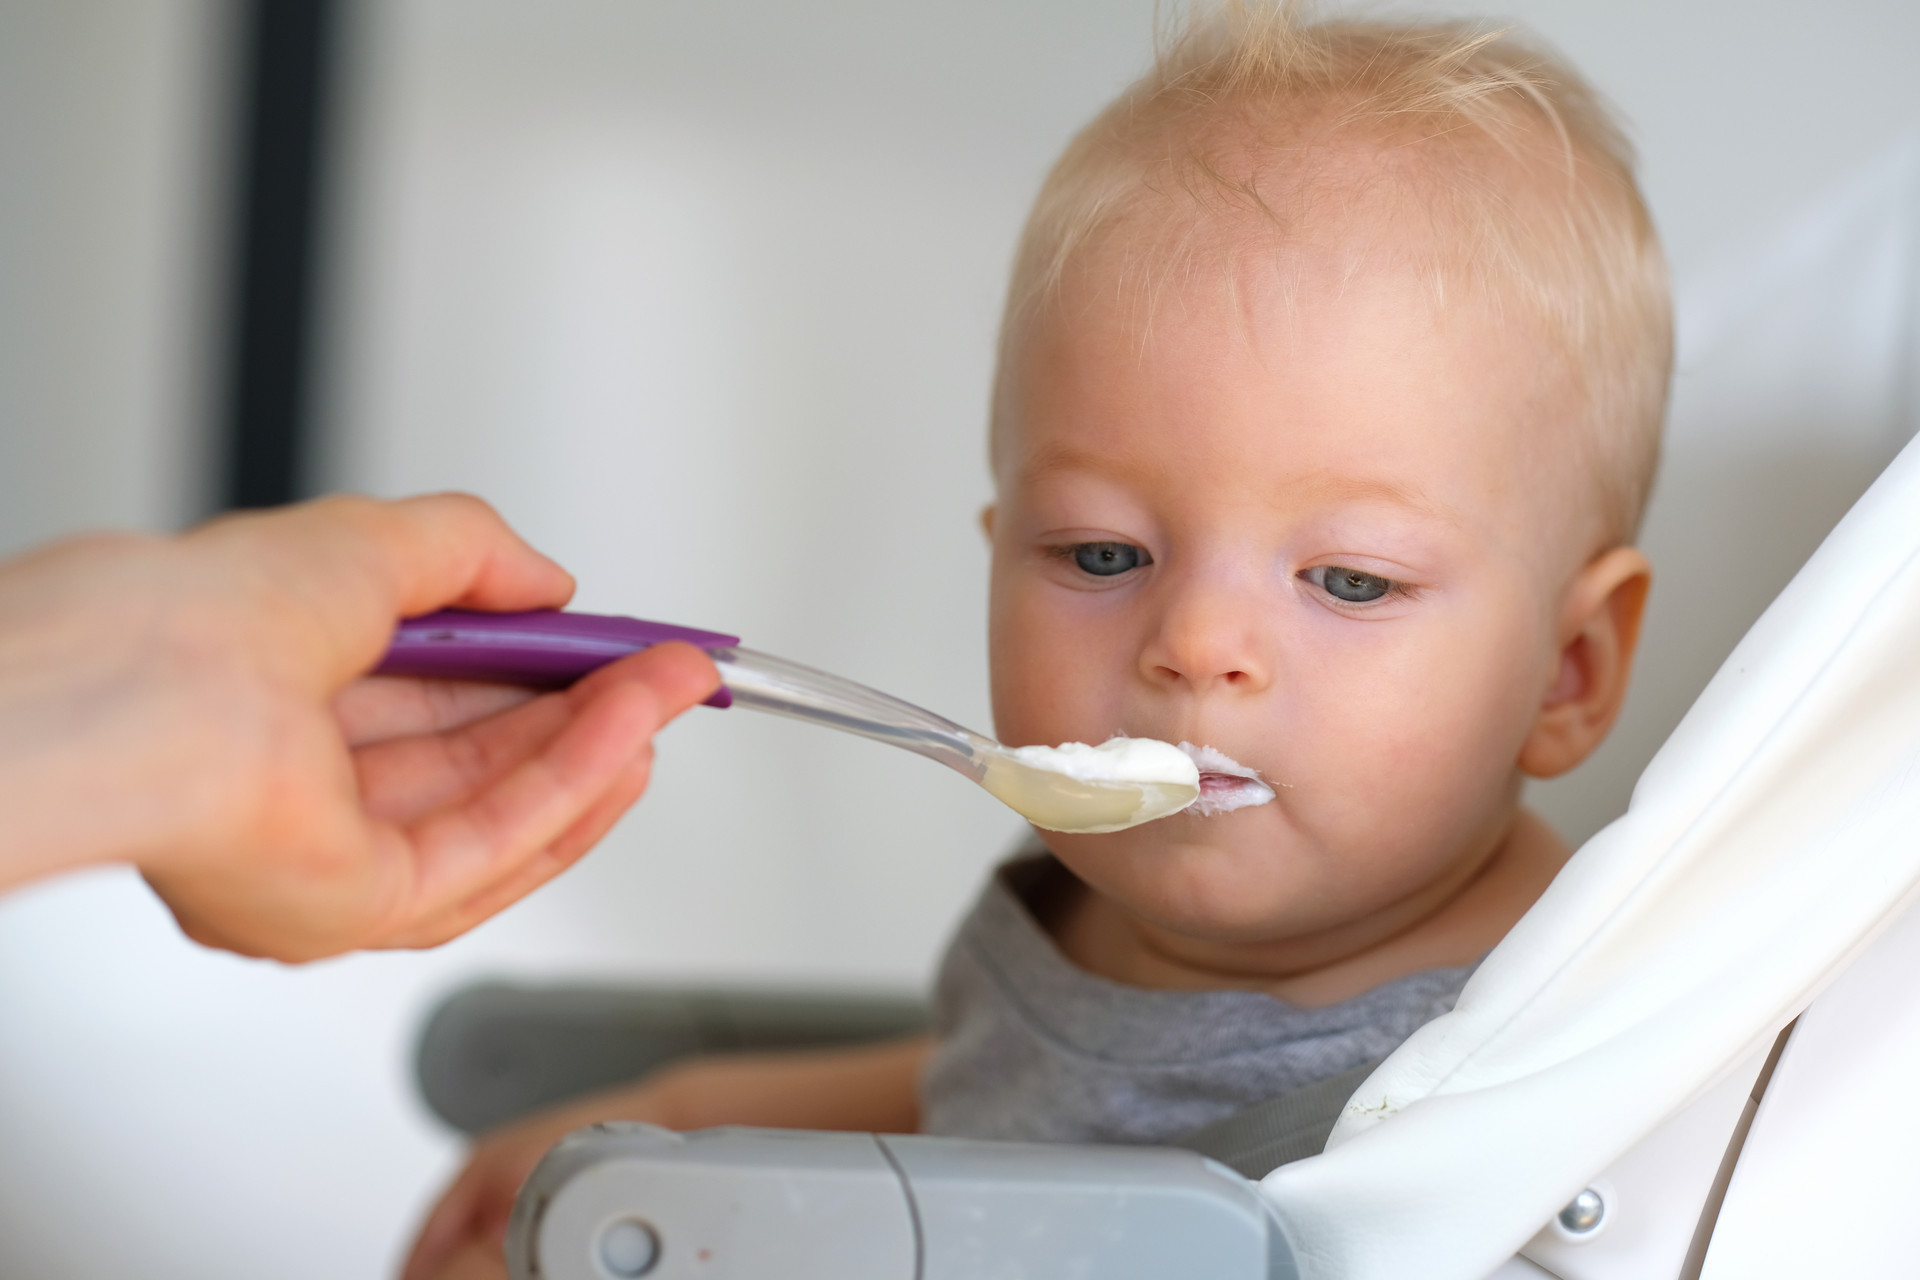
[1177,742,1278,817]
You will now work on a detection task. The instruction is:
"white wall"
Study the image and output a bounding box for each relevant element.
[0,0,222,551]
[0,1,1915,1276]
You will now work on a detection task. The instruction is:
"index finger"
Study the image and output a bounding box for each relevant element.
[192,493,578,687]
[373,643,720,947]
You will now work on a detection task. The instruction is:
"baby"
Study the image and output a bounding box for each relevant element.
[404,4,1670,1272]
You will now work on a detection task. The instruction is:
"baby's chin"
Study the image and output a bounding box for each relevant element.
[1042,807,1336,942]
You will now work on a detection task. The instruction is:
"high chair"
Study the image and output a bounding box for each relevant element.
[420,418,1920,1280]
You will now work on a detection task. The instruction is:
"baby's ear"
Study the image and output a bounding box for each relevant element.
[979,505,997,541]
[1518,547,1652,779]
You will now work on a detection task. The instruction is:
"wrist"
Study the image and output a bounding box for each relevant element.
[0,532,208,888]
[625,1067,693,1129]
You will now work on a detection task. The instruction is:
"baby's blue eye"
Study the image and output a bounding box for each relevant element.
[1072,542,1150,577]
[1317,566,1394,603]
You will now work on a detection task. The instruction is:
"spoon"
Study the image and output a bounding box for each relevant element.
[376,610,1199,834]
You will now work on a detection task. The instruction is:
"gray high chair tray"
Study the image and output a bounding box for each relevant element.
[508,1122,1297,1280]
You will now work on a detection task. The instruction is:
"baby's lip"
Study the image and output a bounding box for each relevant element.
[1174,741,1276,816]
[1176,741,1265,780]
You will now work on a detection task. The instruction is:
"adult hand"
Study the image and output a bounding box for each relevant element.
[0,493,718,961]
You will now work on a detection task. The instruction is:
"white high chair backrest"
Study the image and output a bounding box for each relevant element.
[1700,870,1920,1277]
[1257,141,1920,1280]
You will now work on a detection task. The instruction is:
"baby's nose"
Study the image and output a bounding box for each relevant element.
[1138,583,1271,693]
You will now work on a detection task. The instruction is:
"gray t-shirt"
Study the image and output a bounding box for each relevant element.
[919,852,1477,1146]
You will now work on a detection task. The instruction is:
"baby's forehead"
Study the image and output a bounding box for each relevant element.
[1094,108,1582,313]
[1014,154,1586,422]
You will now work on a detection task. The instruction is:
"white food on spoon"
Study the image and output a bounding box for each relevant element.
[976,736,1274,832]
[1178,741,1278,816]
[980,736,1199,834]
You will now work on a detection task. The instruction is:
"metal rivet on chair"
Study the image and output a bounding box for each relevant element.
[1557,1188,1606,1235]
[596,1217,660,1277]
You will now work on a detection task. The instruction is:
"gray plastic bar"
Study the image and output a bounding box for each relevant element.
[415,983,928,1134]
[507,1123,1298,1280]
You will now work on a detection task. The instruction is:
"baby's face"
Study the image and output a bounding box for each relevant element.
[987,245,1589,945]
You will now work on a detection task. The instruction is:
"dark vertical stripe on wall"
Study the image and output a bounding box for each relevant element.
[220,0,338,509]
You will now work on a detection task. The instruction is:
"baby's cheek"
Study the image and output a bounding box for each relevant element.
[988,585,1125,745]
[1290,665,1520,863]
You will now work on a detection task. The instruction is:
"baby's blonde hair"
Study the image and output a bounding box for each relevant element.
[991,1,1672,544]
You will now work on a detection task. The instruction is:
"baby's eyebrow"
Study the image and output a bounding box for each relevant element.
[1015,441,1148,484]
[1016,445,1455,525]
[1284,473,1453,523]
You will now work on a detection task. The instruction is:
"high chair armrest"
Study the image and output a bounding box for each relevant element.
[415,981,928,1134]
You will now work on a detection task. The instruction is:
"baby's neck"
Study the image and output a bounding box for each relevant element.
[1046,808,1571,1008]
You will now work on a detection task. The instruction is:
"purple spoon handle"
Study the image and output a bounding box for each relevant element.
[376,609,739,708]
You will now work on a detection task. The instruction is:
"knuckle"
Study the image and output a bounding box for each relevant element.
[416,490,500,531]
